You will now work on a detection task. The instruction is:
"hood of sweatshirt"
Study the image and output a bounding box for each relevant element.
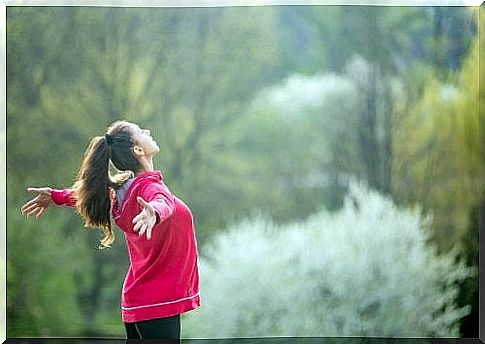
[111,170,165,230]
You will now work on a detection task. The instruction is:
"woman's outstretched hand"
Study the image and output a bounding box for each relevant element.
[21,187,54,218]
[132,196,157,240]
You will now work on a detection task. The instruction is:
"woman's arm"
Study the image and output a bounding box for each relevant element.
[21,187,77,218]
[140,182,176,224]
[132,182,176,239]
[50,188,77,207]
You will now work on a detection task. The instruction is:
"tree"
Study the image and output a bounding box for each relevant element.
[392,37,481,337]
[7,6,283,336]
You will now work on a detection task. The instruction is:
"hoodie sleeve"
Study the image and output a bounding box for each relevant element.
[51,188,77,207]
[139,181,176,224]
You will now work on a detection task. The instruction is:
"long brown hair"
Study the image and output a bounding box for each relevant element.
[72,120,142,248]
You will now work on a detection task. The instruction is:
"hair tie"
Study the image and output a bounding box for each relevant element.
[105,133,113,145]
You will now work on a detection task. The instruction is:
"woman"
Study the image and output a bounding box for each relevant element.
[20,120,200,340]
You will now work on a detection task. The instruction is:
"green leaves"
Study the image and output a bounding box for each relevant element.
[7,5,478,337]
[392,37,481,253]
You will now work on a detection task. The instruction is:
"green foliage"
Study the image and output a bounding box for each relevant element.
[391,36,481,336]
[6,5,478,337]
[7,207,85,336]
[224,72,360,221]
[183,181,473,337]
[7,6,283,336]
[392,38,481,253]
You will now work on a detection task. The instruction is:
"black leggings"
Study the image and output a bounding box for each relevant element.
[124,314,181,341]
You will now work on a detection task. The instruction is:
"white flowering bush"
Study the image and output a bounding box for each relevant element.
[183,181,473,338]
[251,73,357,121]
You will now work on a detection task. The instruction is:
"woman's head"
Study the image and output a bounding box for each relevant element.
[72,120,159,248]
[106,120,159,173]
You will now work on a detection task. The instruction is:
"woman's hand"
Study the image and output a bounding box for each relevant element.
[21,187,54,218]
[132,196,158,240]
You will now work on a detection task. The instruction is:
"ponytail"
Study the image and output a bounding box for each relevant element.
[72,120,142,249]
[73,136,115,249]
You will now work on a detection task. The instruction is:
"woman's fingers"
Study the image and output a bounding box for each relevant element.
[27,187,42,193]
[132,212,142,224]
[22,188,52,218]
[36,207,46,218]
[146,225,153,240]
[24,205,37,216]
[27,187,49,195]
[21,200,32,212]
[26,206,41,217]
[137,197,149,207]
[133,218,154,239]
[21,196,40,212]
[138,223,148,237]
[132,204,156,239]
[32,207,43,218]
[137,197,155,214]
[21,204,36,215]
[133,218,143,232]
[21,201,36,214]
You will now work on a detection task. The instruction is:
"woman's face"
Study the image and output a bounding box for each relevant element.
[129,123,160,157]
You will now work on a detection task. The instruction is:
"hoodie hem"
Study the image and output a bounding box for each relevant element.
[122,295,201,323]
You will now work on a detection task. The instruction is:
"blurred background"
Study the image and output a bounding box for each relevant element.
[6,5,482,338]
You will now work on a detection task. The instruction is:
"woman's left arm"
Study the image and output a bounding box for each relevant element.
[21,187,77,219]
[50,188,77,207]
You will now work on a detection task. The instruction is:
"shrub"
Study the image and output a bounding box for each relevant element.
[183,181,473,338]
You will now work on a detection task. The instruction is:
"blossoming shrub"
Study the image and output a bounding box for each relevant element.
[183,181,473,338]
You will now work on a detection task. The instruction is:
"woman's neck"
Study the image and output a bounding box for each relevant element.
[136,157,155,176]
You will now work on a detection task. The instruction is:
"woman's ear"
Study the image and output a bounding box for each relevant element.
[133,145,145,157]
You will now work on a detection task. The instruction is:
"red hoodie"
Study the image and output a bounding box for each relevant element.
[51,171,200,323]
